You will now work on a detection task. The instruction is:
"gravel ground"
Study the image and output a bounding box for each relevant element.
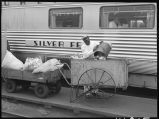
[2,99,19,111]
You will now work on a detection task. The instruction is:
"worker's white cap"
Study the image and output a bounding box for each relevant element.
[82,36,89,41]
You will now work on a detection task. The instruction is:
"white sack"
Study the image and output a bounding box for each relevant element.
[1,50,24,70]
[32,59,63,73]
[23,57,43,71]
[71,53,85,59]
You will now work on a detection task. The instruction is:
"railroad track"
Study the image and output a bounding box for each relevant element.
[2,96,103,117]
[1,84,157,117]
[2,111,28,118]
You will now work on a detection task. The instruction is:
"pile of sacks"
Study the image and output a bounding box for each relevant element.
[1,50,63,73]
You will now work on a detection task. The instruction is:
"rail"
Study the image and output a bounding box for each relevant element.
[2,111,28,118]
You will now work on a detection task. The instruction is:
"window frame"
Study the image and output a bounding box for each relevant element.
[48,7,83,29]
[99,4,155,29]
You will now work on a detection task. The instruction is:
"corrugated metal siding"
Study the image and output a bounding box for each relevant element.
[128,60,157,75]
[5,30,157,75]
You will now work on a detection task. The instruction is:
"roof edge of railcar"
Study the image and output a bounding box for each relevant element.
[2,2,157,9]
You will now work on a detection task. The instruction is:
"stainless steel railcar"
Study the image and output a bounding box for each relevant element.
[1,2,157,89]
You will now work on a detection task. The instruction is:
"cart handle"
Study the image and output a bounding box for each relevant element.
[55,63,72,87]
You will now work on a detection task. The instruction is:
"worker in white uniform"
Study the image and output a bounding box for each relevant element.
[81,36,112,96]
[81,36,99,96]
[81,36,99,59]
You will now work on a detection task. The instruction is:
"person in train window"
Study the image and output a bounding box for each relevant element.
[118,18,129,28]
[137,20,145,28]
[108,13,118,28]
[81,36,99,59]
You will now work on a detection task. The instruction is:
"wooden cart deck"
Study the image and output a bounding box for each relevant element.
[2,68,61,83]
[71,58,128,88]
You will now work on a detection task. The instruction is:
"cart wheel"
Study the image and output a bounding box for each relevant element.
[5,79,17,93]
[34,84,49,98]
[75,68,116,100]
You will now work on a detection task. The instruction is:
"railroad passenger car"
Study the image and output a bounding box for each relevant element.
[1,2,157,90]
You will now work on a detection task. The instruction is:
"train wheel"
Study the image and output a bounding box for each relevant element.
[5,79,17,93]
[76,68,116,101]
[34,84,49,98]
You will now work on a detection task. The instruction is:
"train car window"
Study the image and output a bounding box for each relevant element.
[49,7,83,29]
[100,4,155,29]
[20,2,26,5]
[4,2,9,6]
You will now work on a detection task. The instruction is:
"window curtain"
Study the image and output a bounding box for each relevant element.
[52,8,82,15]
[101,12,109,28]
[79,14,82,28]
[50,10,56,28]
[147,11,154,28]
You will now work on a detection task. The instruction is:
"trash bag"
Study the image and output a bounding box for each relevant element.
[32,59,63,73]
[23,57,43,71]
[1,50,24,70]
